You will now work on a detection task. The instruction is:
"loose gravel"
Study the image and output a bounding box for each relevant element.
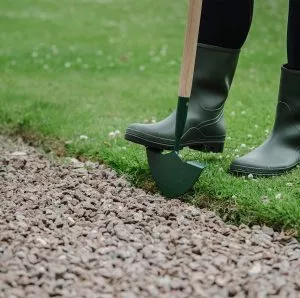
[0,135,300,298]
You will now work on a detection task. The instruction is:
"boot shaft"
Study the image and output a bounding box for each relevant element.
[278,65,300,109]
[191,43,240,110]
[274,65,300,132]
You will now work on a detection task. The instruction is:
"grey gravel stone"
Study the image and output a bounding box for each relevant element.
[0,135,299,298]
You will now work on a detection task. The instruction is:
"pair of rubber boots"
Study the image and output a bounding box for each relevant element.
[125,43,300,176]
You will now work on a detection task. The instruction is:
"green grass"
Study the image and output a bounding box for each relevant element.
[1,0,300,235]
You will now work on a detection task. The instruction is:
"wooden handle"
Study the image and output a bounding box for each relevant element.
[178,0,203,98]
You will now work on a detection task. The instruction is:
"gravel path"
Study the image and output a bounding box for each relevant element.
[0,135,300,298]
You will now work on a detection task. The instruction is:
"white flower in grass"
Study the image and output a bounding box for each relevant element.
[151,119,156,123]
[108,130,121,139]
[254,124,259,129]
[241,144,247,148]
[286,182,293,187]
[108,131,116,139]
[230,111,235,116]
[232,195,237,199]
[247,174,254,180]
[247,134,253,139]
[79,135,88,140]
[265,129,269,134]
[64,62,71,68]
[114,130,121,137]
[241,110,246,115]
[261,196,269,204]
[275,193,282,200]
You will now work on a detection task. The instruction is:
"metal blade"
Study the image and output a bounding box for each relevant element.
[147,148,205,198]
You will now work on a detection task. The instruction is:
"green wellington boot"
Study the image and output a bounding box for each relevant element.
[125,43,240,153]
[230,65,300,176]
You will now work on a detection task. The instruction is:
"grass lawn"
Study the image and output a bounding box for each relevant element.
[1,0,300,235]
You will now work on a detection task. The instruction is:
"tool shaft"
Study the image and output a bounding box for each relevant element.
[175,0,203,151]
[178,0,203,98]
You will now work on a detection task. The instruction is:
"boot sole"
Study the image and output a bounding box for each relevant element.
[229,162,298,177]
[125,132,224,153]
